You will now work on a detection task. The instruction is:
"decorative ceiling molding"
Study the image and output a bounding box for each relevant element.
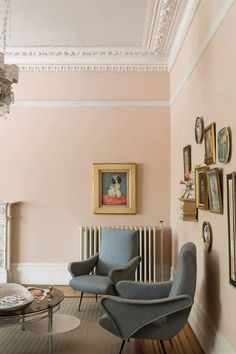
[17,64,168,73]
[168,0,201,70]
[6,47,150,58]
[4,0,201,72]
[151,0,179,55]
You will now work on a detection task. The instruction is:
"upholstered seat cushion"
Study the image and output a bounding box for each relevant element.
[69,275,115,295]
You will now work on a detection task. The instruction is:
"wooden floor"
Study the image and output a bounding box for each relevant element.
[54,285,204,354]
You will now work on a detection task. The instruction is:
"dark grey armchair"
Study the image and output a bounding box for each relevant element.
[68,228,141,311]
[99,242,196,354]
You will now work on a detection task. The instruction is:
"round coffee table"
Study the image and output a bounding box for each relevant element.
[0,287,80,354]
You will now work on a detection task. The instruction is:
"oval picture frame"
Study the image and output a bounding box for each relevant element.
[202,221,212,253]
[195,117,204,144]
[218,127,231,164]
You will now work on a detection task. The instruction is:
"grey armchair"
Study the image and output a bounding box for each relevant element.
[99,242,196,354]
[68,228,141,311]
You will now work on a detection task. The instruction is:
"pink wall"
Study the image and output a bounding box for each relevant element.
[171,1,236,352]
[0,72,170,264]
[15,71,169,100]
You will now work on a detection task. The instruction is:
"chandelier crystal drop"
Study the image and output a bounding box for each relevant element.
[0,0,18,118]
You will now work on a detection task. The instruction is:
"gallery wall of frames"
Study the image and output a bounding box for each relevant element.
[180,117,236,287]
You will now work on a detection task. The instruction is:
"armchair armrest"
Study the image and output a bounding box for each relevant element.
[100,294,193,339]
[108,256,141,284]
[117,280,173,300]
[68,253,99,277]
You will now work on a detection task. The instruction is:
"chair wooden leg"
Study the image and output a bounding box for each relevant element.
[160,340,167,354]
[78,291,84,312]
[95,293,98,302]
[119,340,126,354]
[169,338,173,346]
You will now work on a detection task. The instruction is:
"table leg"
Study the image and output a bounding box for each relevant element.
[21,315,26,331]
[47,306,53,354]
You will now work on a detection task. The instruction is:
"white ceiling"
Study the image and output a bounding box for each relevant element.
[1,0,200,72]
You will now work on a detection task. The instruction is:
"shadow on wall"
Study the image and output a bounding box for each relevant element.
[163,227,172,280]
[155,226,172,281]
[172,235,179,274]
[201,250,221,348]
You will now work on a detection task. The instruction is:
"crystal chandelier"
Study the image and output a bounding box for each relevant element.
[0,0,18,118]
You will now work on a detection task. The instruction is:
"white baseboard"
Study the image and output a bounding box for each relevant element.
[11,263,171,285]
[11,263,71,285]
[189,299,234,354]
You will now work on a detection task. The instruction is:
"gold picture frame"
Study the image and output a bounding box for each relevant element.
[195,166,209,210]
[92,163,136,214]
[204,123,216,165]
[207,168,223,214]
[202,221,212,253]
[183,145,191,181]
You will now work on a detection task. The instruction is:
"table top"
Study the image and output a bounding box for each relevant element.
[0,287,64,319]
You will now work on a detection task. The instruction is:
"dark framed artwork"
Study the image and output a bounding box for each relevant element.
[204,123,216,165]
[195,117,204,144]
[207,168,223,214]
[93,163,136,214]
[227,173,236,286]
[183,145,191,181]
[195,166,209,210]
[202,221,212,253]
[218,127,231,164]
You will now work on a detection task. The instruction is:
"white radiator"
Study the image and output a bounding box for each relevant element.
[78,222,164,282]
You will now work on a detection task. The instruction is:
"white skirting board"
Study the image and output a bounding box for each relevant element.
[189,299,234,354]
[11,263,71,285]
[11,263,171,285]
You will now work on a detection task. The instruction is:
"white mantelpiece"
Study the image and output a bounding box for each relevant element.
[0,202,16,283]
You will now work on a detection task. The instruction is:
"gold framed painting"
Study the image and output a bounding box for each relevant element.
[207,168,223,214]
[92,163,136,214]
[183,145,191,181]
[218,127,231,164]
[195,166,209,210]
[195,116,204,144]
[204,123,216,165]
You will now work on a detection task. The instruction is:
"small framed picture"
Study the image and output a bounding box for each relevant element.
[92,163,136,214]
[183,145,191,181]
[195,117,204,144]
[207,168,223,214]
[202,221,212,253]
[227,173,236,286]
[204,123,216,165]
[195,166,209,210]
[218,127,231,164]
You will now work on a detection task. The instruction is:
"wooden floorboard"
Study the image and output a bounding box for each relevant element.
[52,285,204,354]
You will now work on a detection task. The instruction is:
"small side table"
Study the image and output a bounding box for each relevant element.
[25,311,80,354]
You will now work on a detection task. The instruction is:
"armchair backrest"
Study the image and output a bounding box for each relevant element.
[169,242,196,298]
[96,229,139,276]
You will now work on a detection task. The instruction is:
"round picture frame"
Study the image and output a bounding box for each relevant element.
[217,127,231,164]
[202,221,212,253]
[195,117,204,144]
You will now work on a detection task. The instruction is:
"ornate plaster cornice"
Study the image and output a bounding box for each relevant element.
[3,0,201,73]
[18,64,168,73]
[168,0,201,70]
[152,0,179,55]
[142,0,180,55]
[6,47,150,58]
[5,46,169,72]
